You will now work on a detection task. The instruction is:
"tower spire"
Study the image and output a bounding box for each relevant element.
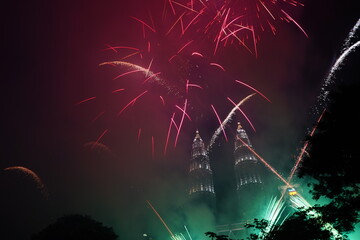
[194,129,201,141]
[188,129,216,211]
[237,122,242,130]
[234,124,262,188]
[233,124,264,220]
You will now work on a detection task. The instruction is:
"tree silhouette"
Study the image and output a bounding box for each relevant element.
[205,231,218,240]
[205,231,232,240]
[297,83,360,235]
[31,214,118,240]
[241,51,360,239]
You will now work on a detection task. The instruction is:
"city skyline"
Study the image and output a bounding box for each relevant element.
[1,1,359,240]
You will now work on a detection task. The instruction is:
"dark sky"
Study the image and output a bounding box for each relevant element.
[1,1,359,240]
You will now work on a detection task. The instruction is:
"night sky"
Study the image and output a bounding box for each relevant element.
[1,1,359,240]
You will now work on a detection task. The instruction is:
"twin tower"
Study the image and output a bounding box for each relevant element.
[188,122,264,221]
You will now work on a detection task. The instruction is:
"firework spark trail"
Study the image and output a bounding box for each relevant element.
[287,109,325,183]
[84,141,112,155]
[112,88,125,93]
[175,105,192,121]
[274,23,360,238]
[143,72,162,84]
[117,90,148,116]
[100,61,176,98]
[159,95,166,105]
[91,111,105,124]
[237,138,291,187]
[342,18,360,50]
[184,225,193,240]
[94,129,109,146]
[164,113,176,155]
[174,99,188,147]
[186,80,203,93]
[227,96,256,132]
[166,12,185,36]
[209,62,226,71]
[319,40,360,106]
[262,196,289,234]
[289,194,311,209]
[4,166,48,198]
[137,128,142,143]
[100,61,163,83]
[113,69,144,80]
[235,80,271,103]
[131,16,156,32]
[238,137,312,207]
[177,0,307,56]
[211,104,229,142]
[213,7,230,55]
[182,9,203,34]
[93,4,293,156]
[146,200,175,238]
[103,44,140,53]
[75,96,96,105]
[280,10,308,38]
[152,136,155,159]
[171,234,186,240]
[191,51,204,57]
[168,40,194,62]
[208,94,255,151]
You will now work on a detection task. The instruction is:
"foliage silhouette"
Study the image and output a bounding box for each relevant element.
[31,214,118,240]
[215,42,360,240]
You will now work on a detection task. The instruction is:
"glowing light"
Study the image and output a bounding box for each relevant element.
[4,166,47,198]
[211,104,229,142]
[146,200,175,238]
[75,96,96,105]
[208,94,255,151]
[174,99,189,147]
[237,137,291,187]
[227,96,256,132]
[235,80,271,103]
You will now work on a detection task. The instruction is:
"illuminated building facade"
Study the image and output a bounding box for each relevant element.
[188,130,216,211]
[187,124,265,221]
[233,122,264,219]
[234,122,262,189]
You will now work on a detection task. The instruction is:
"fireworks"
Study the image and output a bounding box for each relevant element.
[146,200,176,238]
[83,141,112,155]
[74,0,308,158]
[77,20,271,157]
[262,196,289,234]
[317,18,360,111]
[4,166,48,198]
[166,0,308,56]
[208,93,256,151]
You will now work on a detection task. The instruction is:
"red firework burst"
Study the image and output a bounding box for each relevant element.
[166,0,308,56]
[76,1,271,158]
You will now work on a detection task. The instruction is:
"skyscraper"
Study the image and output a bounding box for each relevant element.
[187,124,266,223]
[234,122,262,189]
[233,122,264,220]
[188,130,216,212]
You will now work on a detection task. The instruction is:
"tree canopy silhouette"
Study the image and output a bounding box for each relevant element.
[238,45,360,240]
[31,214,118,240]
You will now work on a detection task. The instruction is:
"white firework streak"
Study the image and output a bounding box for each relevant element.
[319,40,360,105]
[318,19,360,107]
[100,61,161,80]
[207,93,255,152]
[99,61,174,91]
[342,18,360,51]
[262,196,289,235]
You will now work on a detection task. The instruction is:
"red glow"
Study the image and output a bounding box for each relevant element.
[75,96,96,105]
[211,104,229,142]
